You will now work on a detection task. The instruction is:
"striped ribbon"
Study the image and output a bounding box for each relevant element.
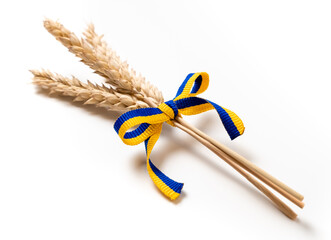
[114,72,245,200]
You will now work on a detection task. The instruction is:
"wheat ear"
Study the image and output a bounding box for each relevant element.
[83,23,164,105]
[31,69,150,111]
[43,19,163,107]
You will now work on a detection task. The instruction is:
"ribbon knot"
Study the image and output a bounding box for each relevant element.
[158,100,179,125]
[114,72,245,200]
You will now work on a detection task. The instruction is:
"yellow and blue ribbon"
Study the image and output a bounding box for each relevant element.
[114,72,245,200]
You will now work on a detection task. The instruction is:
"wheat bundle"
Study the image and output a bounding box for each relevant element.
[32,19,304,219]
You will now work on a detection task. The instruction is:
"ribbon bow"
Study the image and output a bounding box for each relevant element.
[114,72,245,200]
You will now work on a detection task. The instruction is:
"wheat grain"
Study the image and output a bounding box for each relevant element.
[31,69,149,111]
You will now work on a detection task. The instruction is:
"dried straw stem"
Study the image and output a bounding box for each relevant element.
[176,117,305,207]
[174,121,298,219]
[31,69,150,111]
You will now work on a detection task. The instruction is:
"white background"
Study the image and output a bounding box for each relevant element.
[0,0,330,239]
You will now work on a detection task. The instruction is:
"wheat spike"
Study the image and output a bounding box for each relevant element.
[31,69,149,111]
[43,19,164,107]
[43,19,131,91]
[83,23,164,105]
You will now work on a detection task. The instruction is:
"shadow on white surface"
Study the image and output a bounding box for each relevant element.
[35,85,316,235]
[130,119,316,235]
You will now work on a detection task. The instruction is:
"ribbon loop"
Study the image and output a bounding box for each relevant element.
[175,72,209,100]
[114,72,245,200]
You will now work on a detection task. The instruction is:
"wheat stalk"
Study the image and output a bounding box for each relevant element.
[31,69,149,111]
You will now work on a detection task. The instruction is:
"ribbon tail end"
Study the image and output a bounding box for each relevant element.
[147,159,184,201]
